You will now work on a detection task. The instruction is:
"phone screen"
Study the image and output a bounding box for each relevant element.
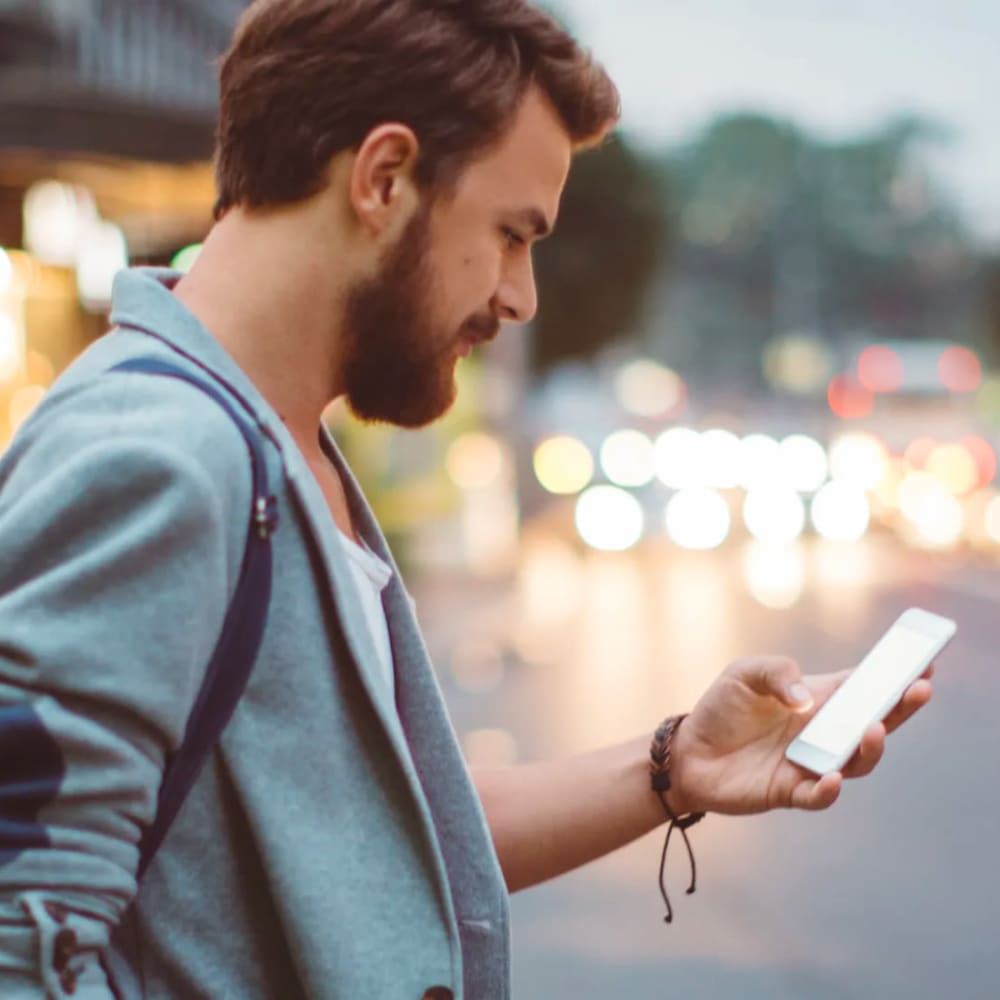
[797,624,938,757]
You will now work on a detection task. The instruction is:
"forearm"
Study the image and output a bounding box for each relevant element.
[472,735,685,893]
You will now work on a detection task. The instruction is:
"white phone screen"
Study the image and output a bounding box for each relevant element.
[798,625,937,756]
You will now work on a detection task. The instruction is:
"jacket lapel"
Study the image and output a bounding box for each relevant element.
[325,435,507,927]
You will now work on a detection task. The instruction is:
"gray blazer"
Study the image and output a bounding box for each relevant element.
[0,268,509,999]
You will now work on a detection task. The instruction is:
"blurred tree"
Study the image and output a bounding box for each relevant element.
[983,255,1000,359]
[653,111,975,386]
[530,135,671,373]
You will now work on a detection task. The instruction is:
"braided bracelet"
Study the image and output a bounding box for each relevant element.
[649,714,706,924]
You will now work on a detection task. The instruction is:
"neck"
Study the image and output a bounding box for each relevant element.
[172,207,354,454]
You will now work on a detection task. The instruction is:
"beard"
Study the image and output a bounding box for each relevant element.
[340,202,497,428]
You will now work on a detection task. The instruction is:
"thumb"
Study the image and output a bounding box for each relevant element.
[736,656,814,712]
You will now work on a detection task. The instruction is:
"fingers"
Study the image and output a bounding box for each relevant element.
[790,771,842,810]
[881,678,933,735]
[735,656,814,712]
[842,723,886,779]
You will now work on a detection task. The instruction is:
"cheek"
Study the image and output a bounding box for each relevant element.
[453,248,501,303]
[430,230,501,319]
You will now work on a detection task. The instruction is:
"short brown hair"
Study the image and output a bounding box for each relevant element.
[213,0,620,218]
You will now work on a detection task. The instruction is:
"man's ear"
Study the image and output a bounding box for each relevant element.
[349,124,421,237]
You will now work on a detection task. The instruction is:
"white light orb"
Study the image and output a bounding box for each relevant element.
[699,429,742,489]
[77,220,127,310]
[743,488,806,544]
[664,488,731,550]
[0,313,24,382]
[574,485,644,552]
[600,429,655,488]
[654,427,701,489]
[778,434,829,493]
[737,433,782,491]
[810,482,871,542]
[24,181,97,266]
[829,432,888,491]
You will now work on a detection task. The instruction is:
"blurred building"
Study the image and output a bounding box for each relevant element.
[0,0,247,445]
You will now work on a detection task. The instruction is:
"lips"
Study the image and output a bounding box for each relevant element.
[462,317,500,345]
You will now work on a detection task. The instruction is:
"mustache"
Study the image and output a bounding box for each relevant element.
[461,314,500,344]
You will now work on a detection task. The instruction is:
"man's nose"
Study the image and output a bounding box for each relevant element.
[493,256,538,325]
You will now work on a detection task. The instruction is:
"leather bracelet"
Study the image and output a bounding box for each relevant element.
[649,714,706,924]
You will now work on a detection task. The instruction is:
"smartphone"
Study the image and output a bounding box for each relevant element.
[785,607,955,776]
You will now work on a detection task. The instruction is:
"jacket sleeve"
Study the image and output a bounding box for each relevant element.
[0,371,251,997]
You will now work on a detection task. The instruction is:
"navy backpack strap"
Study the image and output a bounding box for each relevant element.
[110,357,279,877]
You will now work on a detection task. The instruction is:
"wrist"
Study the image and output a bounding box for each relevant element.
[648,714,702,820]
[666,717,696,816]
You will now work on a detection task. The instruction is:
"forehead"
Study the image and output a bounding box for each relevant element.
[446,87,573,223]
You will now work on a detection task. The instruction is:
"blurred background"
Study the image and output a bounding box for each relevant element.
[2,1,998,997]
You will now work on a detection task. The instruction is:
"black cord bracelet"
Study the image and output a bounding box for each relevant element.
[649,714,706,924]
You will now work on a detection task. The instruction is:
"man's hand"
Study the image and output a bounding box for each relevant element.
[670,656,934,817]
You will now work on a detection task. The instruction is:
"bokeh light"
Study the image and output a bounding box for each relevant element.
[600,429,655,487]
[77,220,127,309]
[939,346,981,393]
[985,497,1000,544]
[810,482,871,542]
[699,429,742,489]
[171,243,203,273]
[858,344,904,392]
[899,472,964,549]
[960,436,996,487]
[763,335,833,395]
[575,486,644,551]
[829,432,888,490]
[614,359,686,418]
[926,443,979,496]
[904,437,937,473]
[743,489,806,544]
[654,427,701,489]
[778,434,829,493]
[23,181,97,266]
[742,541,806,609]
[0,313,23,382]
[828,373,874,419]
[737,433,781,491]
[533,435,593,495]
[446,432,507,491]
[664,488,731,550]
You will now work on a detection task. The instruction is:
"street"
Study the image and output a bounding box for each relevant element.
[414,525,1000,999]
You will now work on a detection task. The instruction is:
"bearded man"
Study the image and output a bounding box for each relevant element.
[0,2,932,998]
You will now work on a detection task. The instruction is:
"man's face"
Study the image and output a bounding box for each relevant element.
[341,87,573,428]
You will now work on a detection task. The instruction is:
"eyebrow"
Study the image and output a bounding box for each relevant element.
[511,207,553,240]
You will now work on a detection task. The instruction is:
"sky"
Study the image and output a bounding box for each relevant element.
[556,0,1000,245]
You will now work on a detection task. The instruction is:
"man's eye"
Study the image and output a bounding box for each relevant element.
[502,227,525,249]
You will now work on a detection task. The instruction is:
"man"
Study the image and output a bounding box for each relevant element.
[0,1,932,997]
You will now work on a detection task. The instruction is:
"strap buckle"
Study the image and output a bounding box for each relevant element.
[253,495,279,539]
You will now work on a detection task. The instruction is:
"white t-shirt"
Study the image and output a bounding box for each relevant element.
[337,530,395,697]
